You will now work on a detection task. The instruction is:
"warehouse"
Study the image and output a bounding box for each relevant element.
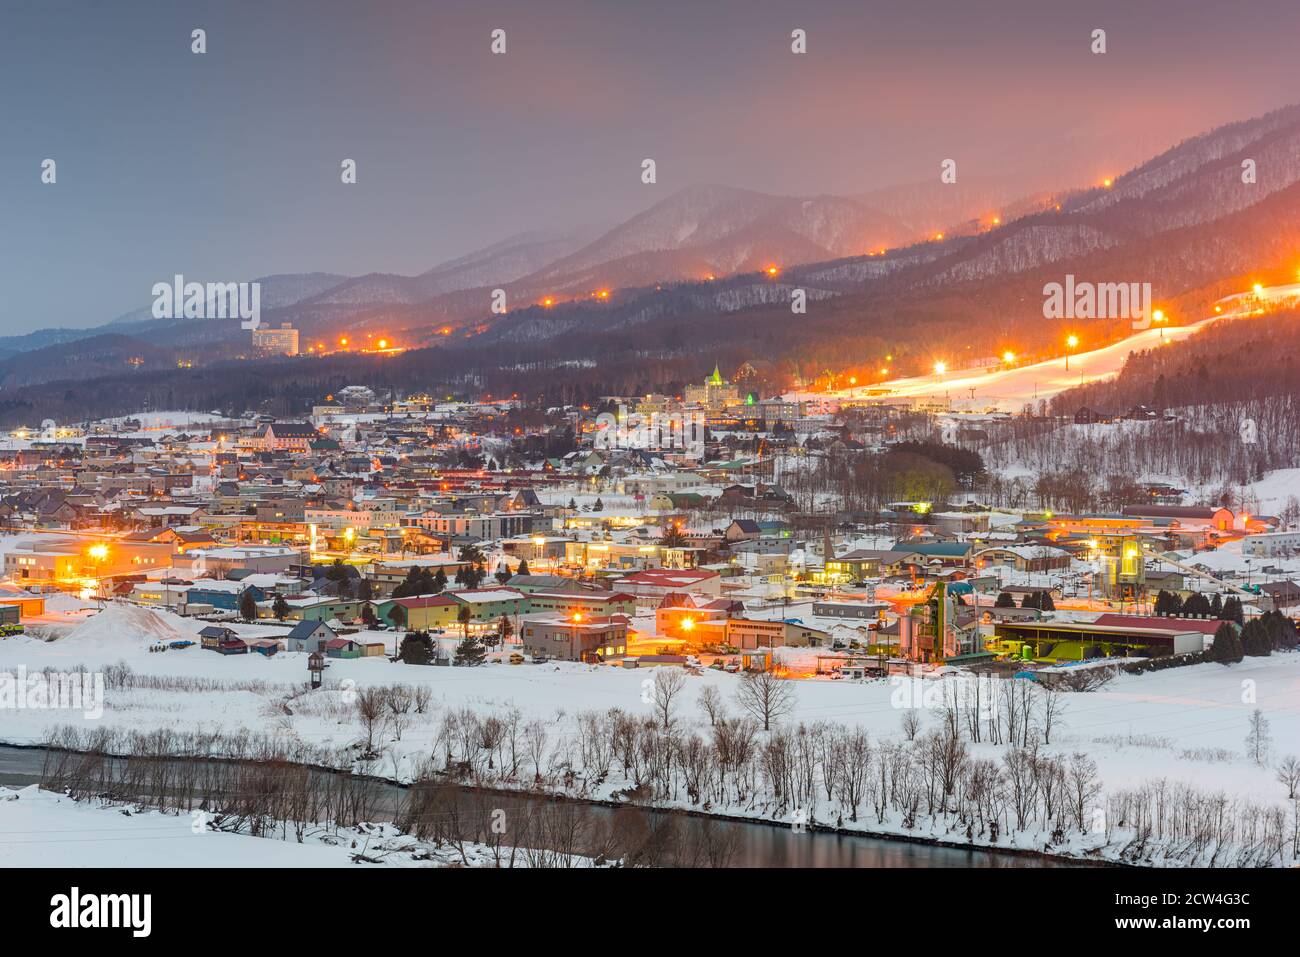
[992,615,1219,662]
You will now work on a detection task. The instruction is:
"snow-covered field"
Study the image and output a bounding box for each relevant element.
[0,785,566,868]
[3,602,1298,865]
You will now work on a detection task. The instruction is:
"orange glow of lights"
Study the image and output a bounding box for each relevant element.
[572,612,583,623]
[933,361,946,375]
[1067,334,1079,349]
[933,232,944,241]
[597,289,609,299]
[377,339,389,349]
[542,297,554,307]
[339,337,349,347]
[680,618,695,631]
[765,265,779,276]
[1102,178,1113,188]
[1002,351,1015,363]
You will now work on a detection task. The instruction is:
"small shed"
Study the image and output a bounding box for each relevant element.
[325,637,362,659]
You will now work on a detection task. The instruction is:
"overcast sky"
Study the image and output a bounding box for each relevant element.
[3,0,1299,333]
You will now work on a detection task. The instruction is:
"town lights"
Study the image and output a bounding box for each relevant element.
[1153,309,1168,339]
[377,339,388,349]
[1102,177,1113,188]
[1002,351,1015,364]
[339,337,349,347]
[680,617,695,631]
[542,297,554,307]
[765,265,779,277]
[933,361,947,376]
[1065,334,1079,370]
[88,544,108,560]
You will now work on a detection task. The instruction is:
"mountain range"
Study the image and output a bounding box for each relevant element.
[6,102,1300,397]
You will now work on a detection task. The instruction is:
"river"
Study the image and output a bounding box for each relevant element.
[0,743,1082,867]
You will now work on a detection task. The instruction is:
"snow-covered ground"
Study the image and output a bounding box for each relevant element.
[2,602,1298,867]
[0,785,568,868]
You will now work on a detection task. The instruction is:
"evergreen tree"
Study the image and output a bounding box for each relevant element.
[1038,591,1056,612]
[1221,595,1244,625]
[387,603,407,629]
[1241,619,1272,657]
[431,568,448,593]
[515,558,531,577]
[495,565,512,584]
[1019,592,1038,610]
[593,497,604,511]
[1182,592,1211,618]
[238,588,259,621]
[272,595,291,620]
[399,630,434,665]
[994,591,1015,608]
[457,603,473,640]
[1210,621,1244,664]
[1209,592,1223,618]
[454,633,487,667]
[392,566,422,599]
[361,602,377,627]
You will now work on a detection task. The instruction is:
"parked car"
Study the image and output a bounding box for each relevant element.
[530,654,548,664]
[168,639,194,649]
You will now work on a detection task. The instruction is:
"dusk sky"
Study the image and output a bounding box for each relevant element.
[4,0,1300,333]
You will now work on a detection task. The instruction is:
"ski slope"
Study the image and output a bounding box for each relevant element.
[793,292,1272,412]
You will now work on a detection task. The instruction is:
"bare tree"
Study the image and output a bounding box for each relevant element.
[734,670,795,732]
[651,668,687,728]
[384,685,413,741]
[1246,709,1273,767]
[696,684,725,726]
[1066,752,1102,832]
[899,708,921,741]
[1038,684,1067,745]
[1276,755,1300,799]
[355,686,386,753]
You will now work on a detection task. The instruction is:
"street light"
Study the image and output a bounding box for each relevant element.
[1065,335,1079,370]
[1153,309,1167,339]
[933,361,947,377]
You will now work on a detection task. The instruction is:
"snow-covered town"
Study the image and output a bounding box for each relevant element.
[11,2,1300,941]
[1,380,1298,874]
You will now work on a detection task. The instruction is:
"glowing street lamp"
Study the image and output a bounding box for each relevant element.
[1152,308,1168,339]
[1001,351,1016,365]
[933,361,947,377]
[1065,334,1079,370]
